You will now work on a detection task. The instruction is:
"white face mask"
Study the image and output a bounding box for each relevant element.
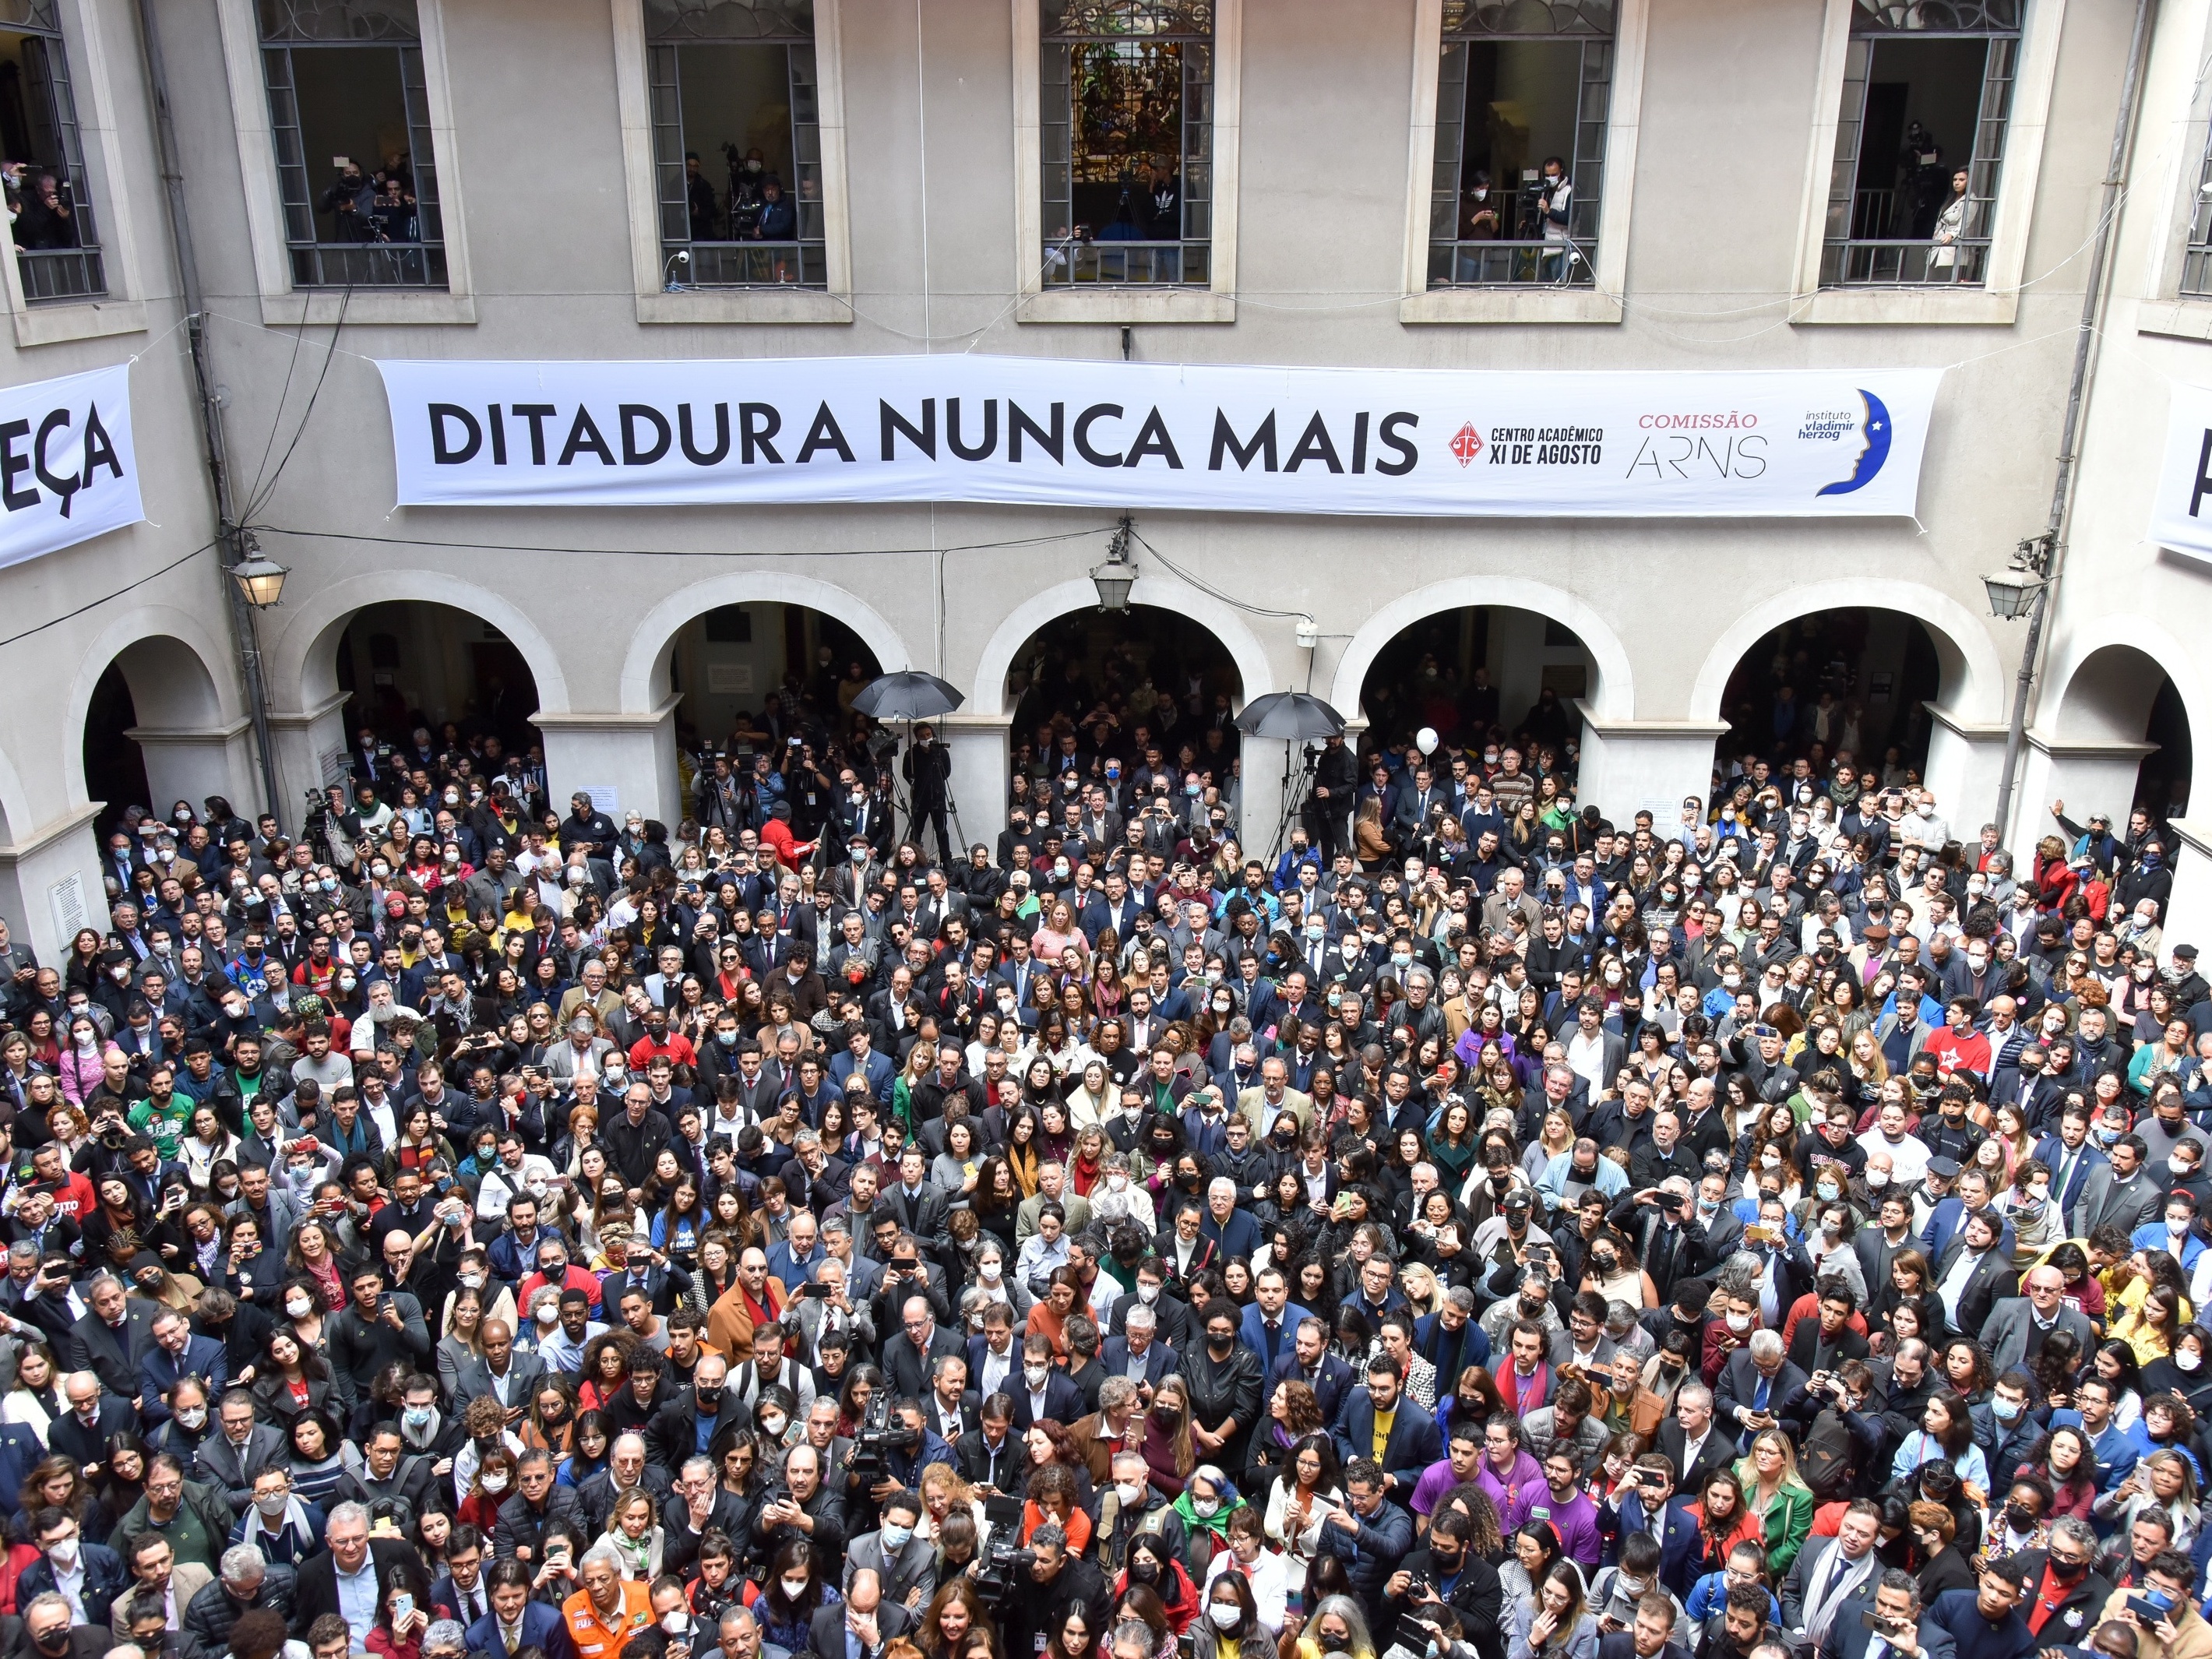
[481,1474,509,1495]
[1726,1312,1752,1333]
[663,1615,691,1636]
[285,1297,312,1319]
[1024,1365,1049,1388]
[1137,1283,1161,1304]
[176,1405,207,1430]
[2179,1351,2203,1373]
[1115,1481,1144,1506]
[780,1580,809,1601]
[256,1493,289,1516]
[760,1414,787,1437]
[1209,1606,1242,1631]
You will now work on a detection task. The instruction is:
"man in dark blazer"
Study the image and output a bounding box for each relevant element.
[881,1149,950,1241]
[1237,1273,1311,1383]
[1098,1315,1178,1394]
[451,1323,546,1417]
[64,1274,156,1406]
[287,1502,419,1636]
[1601,1458,1702,1600]
[808,1567,913,1659]
[1829,1570,1960,1659]
[1595,1597,1695,1659]
[1929,1212,2019,1341]
[1271,1317,1355,1428]
[137,1309,230,1430]
[1654,1386,1736,1501]
[881,1295,965,1401]
[1715,1333,1809,1444]
[1330,1356,1442,1498]
[465,1559,576,1659]
[48,1372,140,1475]
[954,1404,1030,1496]
[1006,1335,1085,1431]
[1992,1531,2108,1653]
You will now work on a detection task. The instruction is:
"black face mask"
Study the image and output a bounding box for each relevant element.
[1208,1333,1235,1353]
[695,1386,723,1410]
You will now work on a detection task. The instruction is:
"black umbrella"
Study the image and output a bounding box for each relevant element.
[1235,691,1346,740]
[851,671,965,722]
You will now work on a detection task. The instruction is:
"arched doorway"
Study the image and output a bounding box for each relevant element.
[80,635,231,836]
[665,601,882,759]
[1355,603,1593,769]
[334,601,544,771]
[1710,608,1950,790]
[2052,643,2193,823]
[1004,604,1245,839]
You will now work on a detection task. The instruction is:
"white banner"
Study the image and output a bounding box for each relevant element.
[0,364,141,567]
[377,355,1939,519]
[2149,382,2212,562]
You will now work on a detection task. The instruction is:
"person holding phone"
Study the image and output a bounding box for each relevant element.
[365,1555,436,1659]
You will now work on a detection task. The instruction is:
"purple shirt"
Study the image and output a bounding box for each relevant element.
[1410,1456,1460,1516]
[1477,1449,1548,1533]
[1527,1485,1602,1568]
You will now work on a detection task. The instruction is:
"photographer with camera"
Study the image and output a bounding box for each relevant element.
[1521,156,1573,280]
[1383,1507,1505,1659]
[1606,1179,1712,1309]
[1002,1522,1110,1659]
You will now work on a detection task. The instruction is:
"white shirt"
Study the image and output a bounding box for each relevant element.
[47,1552,86,1621]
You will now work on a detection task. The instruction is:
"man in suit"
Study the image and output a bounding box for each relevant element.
[1098,1305,1177,1395]
[1595,1591,1695,1659]
[1331,1354,1442,1499]
[1779,1502,1886,1659]
[468,1559,576,1659]
[1979,1267,2096,1378]
[882,1295,965,1401]
[49,1370,141,1475]
[808,1568,913,1659]
[919,1354,979,1447]
[1601,1455,1700,1600]
[954,1398,1028,1496]
[107,1530,214,1642]
[1237,1267,1309,1382]
[195,1389,290,1516]
[453,1319,545,1419]
[2033,1108,2105,1231]
[1008,1333,1086,1432]
[137,1306,230,1431]
[431,1527,492,1629]
[1999,1526,2109,1654]
[1830,1570,1960,1659]
[844,1493,936,1611]
[1716,1331,1808,1445]
[286,1500,418,1636]
[1654,1384,1735,1500]
[64,1272,154,1407]
[1930,1210,2018,1340]
[1272,1316,1355,1428]
[882,1147,950,1241]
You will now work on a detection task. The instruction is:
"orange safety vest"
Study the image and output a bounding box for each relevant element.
[562,1581,655,1659]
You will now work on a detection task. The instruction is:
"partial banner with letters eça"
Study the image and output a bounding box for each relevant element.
[0,362,142,569]
[376,355,1941,520]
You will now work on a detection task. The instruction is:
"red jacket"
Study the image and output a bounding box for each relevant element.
[760,817,813,870]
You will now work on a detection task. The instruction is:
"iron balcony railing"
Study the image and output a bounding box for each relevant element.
[288,239,446,288]
[1043,238,1210,286]
[665,240,828,289]
[16,246,104,301]
[1428,238,1597,288]
[1822,237,1990,287]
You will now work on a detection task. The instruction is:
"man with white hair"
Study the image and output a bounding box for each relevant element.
[1716,1328,1806,1442]
[561,1543,651,1659]
[1201,1175,1263,1260]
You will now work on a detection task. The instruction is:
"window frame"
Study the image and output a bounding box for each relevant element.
[2136,0,2212,344]
[613,0,854,325]
[1788,0,2066,326]
[0,0,149,347]
[212,0,479,326]
[1011,0,1242,325]
[1396,0,1647,326]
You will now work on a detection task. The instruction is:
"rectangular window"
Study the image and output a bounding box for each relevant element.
[259,0,446,290]
[1820,0,2020,288]
[1040,0,1212,287]
[0,0,102,302]
[1427,0,1611,291]
[2183,129,2212,299]
[647,0,825,291]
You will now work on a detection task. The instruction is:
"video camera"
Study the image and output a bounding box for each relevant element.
[970,1495,1034,1605]
[846,1393,918,1488]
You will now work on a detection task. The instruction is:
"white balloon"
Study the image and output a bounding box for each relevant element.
[1416,727,1439,756]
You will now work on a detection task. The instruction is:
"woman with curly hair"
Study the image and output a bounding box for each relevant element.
[576,1331,639,1414]
[1022,1462,1094,1557]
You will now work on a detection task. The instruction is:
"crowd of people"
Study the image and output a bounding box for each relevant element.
[1,646,2208,1659]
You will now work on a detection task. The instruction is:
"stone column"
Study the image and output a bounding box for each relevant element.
[0,803,106,960]
[534,697,683,826]
[264,691,351,836]
[1573,703,1729,829]
[1921,704,2008,835]
[2158,819,2212,960]
[125,717,260,820]
[938,714,1011,854]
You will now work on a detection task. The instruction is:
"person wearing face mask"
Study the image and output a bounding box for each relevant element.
[845,1490,935,1613]
[233,1467,325,1567]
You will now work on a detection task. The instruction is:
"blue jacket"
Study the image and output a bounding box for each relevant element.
[1332,1387,1442,1492]
[1271,1350,1355,1428]
[17,1541,129,1626]
[1239,1301,1313,1379]
[1316,1494,1413,1611]
[1201,1206,1263,1263]
[466,1599,576,1659]
[140,1334,231,1428]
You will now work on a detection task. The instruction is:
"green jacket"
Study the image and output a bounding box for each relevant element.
[113,1476,235,1574]
[1734,1458,1814,1578]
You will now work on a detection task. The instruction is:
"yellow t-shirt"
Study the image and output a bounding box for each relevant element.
[1372,1407,1396,1464]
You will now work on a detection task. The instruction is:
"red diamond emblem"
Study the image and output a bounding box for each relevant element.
[1450,422,1483,467]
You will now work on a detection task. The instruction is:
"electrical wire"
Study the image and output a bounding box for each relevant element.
[0,540,220,651]
[240,282,354,523]
[1126,527,1310,621]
